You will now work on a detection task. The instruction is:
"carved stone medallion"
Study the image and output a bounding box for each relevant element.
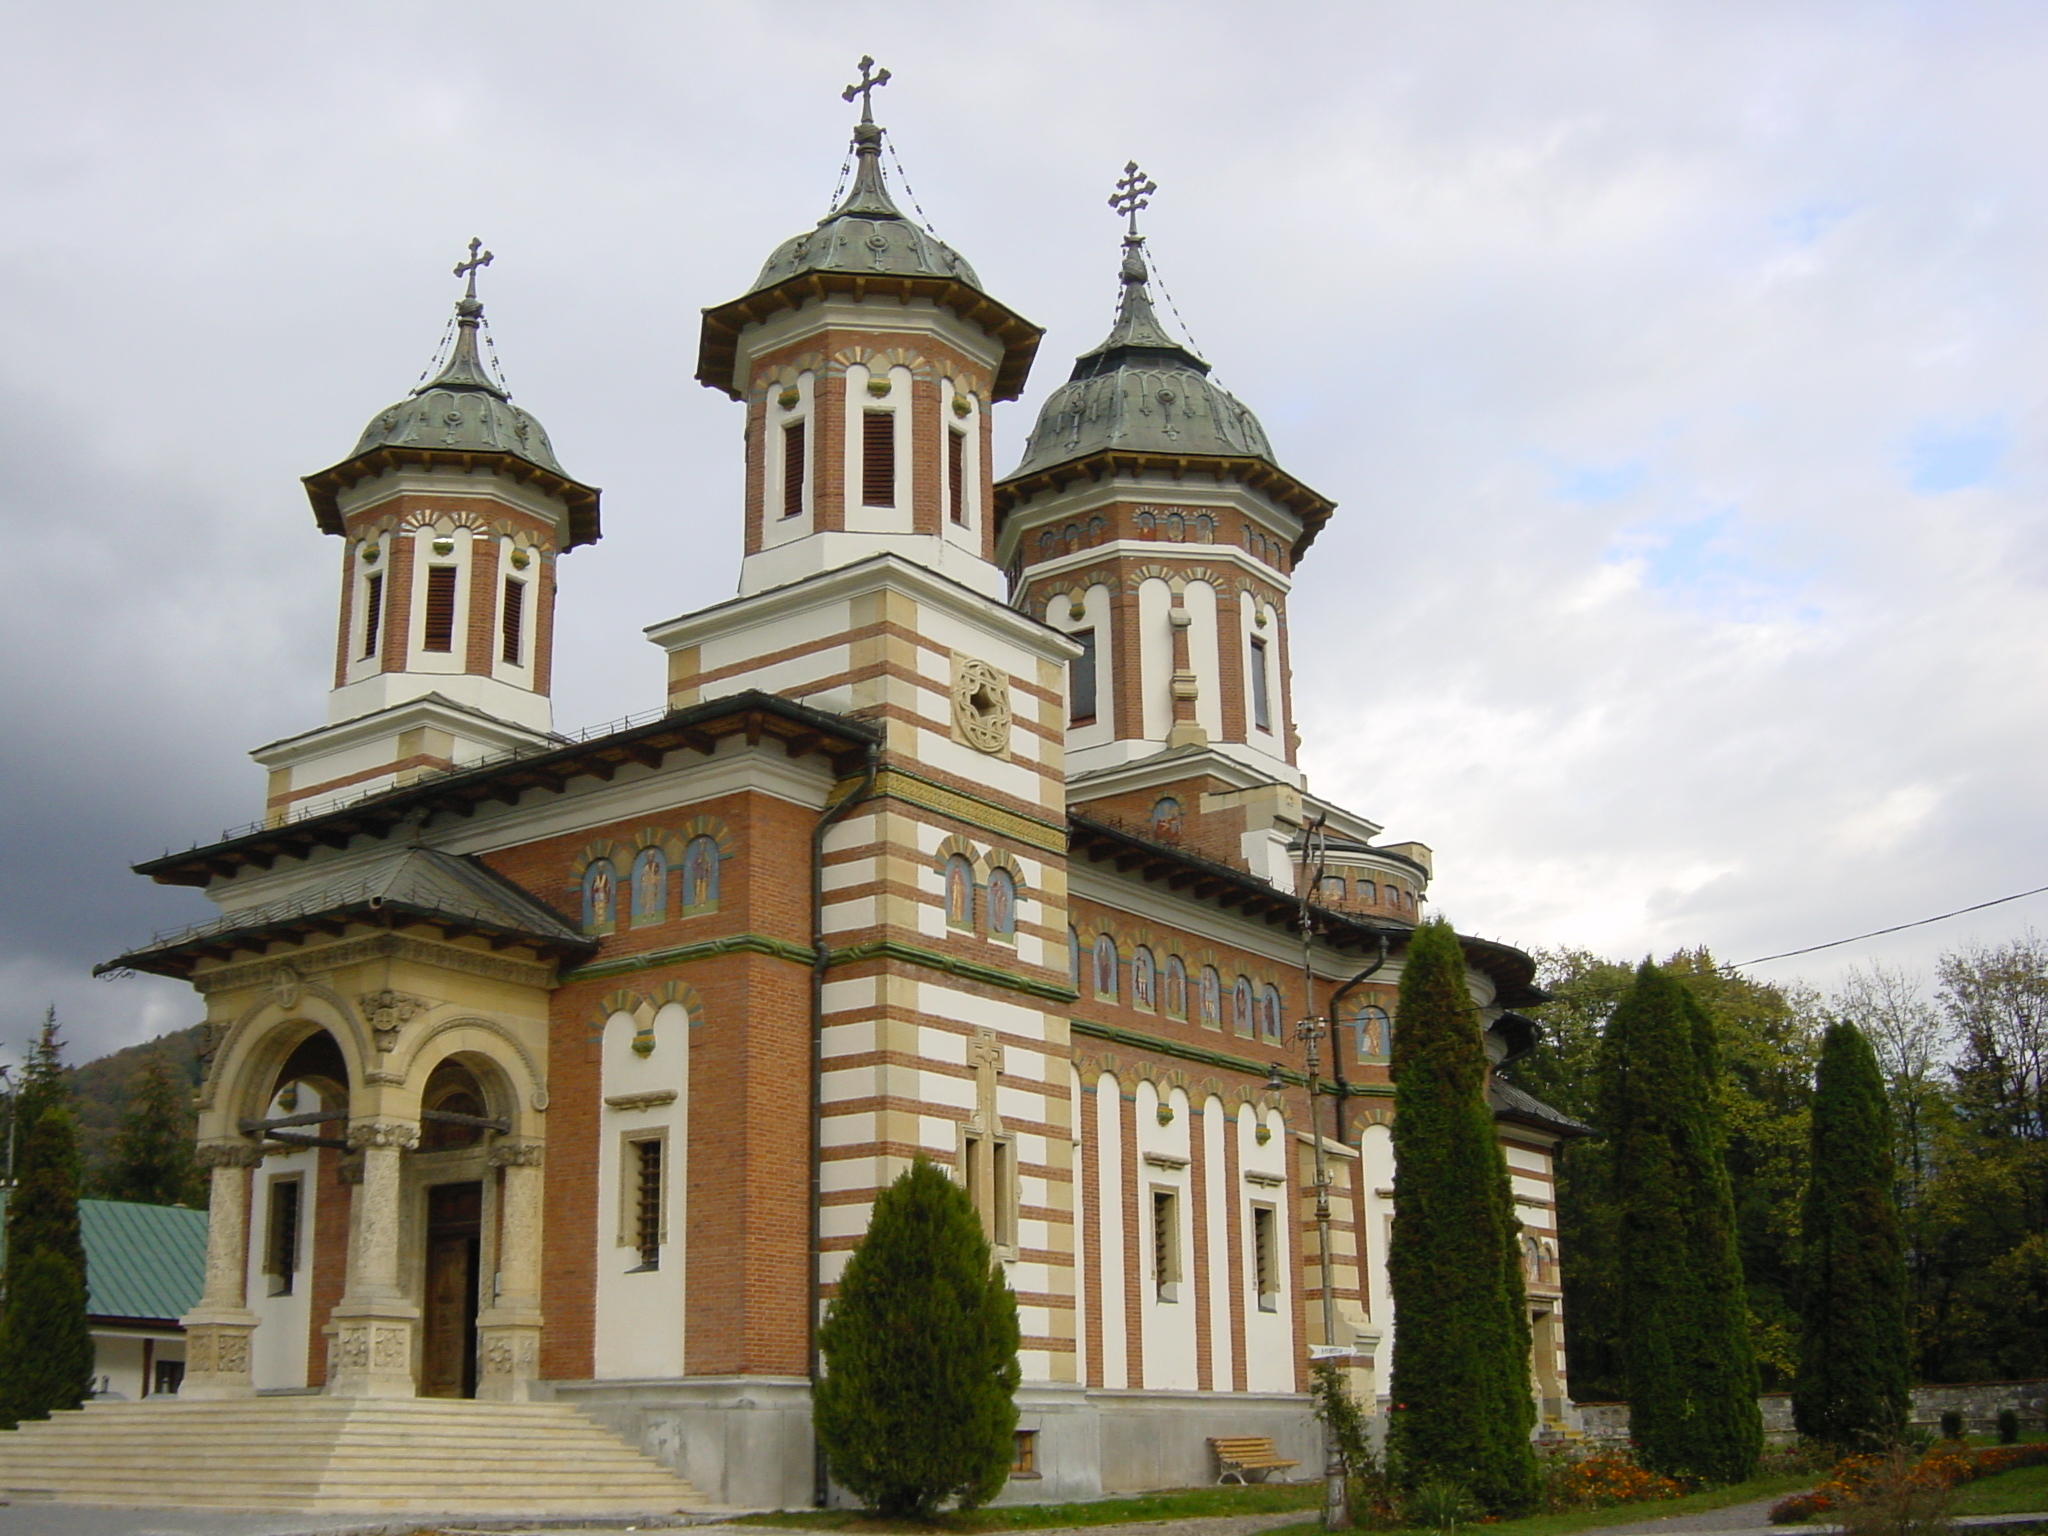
[950,657,1012,756]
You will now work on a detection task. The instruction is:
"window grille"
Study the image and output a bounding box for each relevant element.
[634,1139,663,1268]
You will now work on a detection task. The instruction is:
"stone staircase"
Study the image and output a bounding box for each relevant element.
[0,1396,708,1515]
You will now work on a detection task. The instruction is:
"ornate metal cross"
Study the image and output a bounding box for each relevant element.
[842,56,891,124]
[1109,161,1158,236]
[454,237,494,301]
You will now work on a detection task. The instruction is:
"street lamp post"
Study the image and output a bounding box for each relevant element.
[1289,815,1349,1531]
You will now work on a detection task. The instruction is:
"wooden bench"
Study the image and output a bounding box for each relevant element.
[1208,1435,1300,1484]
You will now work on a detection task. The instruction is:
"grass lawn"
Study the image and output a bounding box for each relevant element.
[1257,1470,1816,1536]
[732,1480,1324,1533]
[1954,1461,2048,1516]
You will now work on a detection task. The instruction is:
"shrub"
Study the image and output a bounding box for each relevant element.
[1939,1410,1964,1442]
[1997,1409,2019,1445]
[812,1158,1020,1517]
[1406,1476,1477,1533]
[1829,1445,1958,1536]
[1311,1361,1396,1527]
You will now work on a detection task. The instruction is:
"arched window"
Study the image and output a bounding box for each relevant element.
[1195,514,1215,542]
[1359,879,1379,905]
[1039,530,1056,557]
[630,848,667,926]
[1198,966,1221,1030]
[680,835,721,913]
[1317,874,1347,902]
[1262,984,1285,1042]
[1093,934,1120,1000]
[1164,956,1188,1019]
[1165,512,1184,541]
[944,855,975,930]
[986,867,1017,940]
[420,1058,490,1152]
[1233,976,1255,1038]
[1136,511,1155,538]
[582,858,619,933]
[1087,515,1107,545]
[1354,1005,1391,1061]
[1131,947,1156,1010]
[1151,797,1183,842]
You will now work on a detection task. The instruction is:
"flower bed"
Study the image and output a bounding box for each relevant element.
[1768,1442,2048,1522]
[1539,1449,1685,1512]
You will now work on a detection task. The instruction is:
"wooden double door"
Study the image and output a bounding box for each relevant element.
[421,1181,481,1399]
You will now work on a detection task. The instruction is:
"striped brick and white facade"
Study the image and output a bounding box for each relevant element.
[108,91,1585,1515]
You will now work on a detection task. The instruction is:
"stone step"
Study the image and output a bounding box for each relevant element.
[0,1397,704,1513]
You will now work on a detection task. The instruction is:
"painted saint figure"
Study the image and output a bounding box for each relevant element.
[1131,947,1155,1010]
[987,867,1016,939]
[1164,955,1188,1019]
[632,848,666,924]
[584,859,616,931]
[682,835,720,911]
[945,856,974,929]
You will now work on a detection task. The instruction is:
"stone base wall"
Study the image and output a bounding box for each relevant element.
[546,1376,1318,1508]
[1574,1380,2048,1443]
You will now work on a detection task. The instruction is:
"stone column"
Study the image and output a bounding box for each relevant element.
[476,1138,544,1402]
[324,1119,421,1398]
[179,1141,265,1399]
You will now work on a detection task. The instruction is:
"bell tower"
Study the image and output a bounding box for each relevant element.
[995,168,1335,787]
[694,59,1041,602]
[255,244,602,823]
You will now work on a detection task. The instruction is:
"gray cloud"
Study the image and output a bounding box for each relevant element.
[4,1,2043,1061]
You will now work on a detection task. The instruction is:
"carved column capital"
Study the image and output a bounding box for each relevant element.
[195,1141,266,1169]
[346,1120,420,1152]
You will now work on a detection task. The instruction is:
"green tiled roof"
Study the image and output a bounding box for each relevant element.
[0,1193,207,1324]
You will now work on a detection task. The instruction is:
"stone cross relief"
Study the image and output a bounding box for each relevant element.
[359,989,431,1054]
[970,1029,1003,1135]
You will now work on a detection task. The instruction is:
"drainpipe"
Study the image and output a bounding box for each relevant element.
[1325,933,1390,1144]
[808,740,879,1508]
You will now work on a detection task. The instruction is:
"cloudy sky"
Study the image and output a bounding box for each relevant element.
[4,2,2042,1066]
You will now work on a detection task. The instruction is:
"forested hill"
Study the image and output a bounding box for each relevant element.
[58,1025,206,1191]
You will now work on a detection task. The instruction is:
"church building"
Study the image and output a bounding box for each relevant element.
[99,68,1580,1509]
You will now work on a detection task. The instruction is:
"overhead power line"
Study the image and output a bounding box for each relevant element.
[1735,882,2048,969]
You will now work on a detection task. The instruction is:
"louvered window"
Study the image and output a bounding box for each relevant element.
[1069,629,1097,724]
[782,420,806,519]
[500,577,524,665]
[948,428,966,524]
[862,411,895,507]
[634,1138,663,1269]
[1249,636,1272,731]
[361,573,383,659]
[422,566,457,653]
[1253,1204,1278,1310]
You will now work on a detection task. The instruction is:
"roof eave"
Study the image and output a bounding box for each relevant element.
[134,691,882,889]
[695,271,1044,403]
[97,901,599,982]
[301,446,603,550]
[993,448,1336,556]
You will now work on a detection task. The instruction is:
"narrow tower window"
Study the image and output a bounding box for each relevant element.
[265,1177,301,1297]
[361,573,383,659]
[1069,628,1098,724]
[1249,635,1272,731]
[862,411,895,506]
[782,419,806,519]
[422,566,458,653]
[1252,1204,1278,1311]
[500,577,525,665]
[1153,1188,1181,1300]
[633,1138,663,1269]
[948,428,967,525]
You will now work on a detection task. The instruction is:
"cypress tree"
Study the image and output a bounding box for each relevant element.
[1792,1022,1911,1449]
[1386,920,1540,1514]
[0,1102,96,1427]
[814,1157,1020,1517]
[101,1053,202,1206]
[1599,962,1762,1485]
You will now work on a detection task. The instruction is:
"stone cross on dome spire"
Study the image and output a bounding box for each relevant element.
[454,237,494,308]
[1109,161,1157,239]
[841,55,891,126]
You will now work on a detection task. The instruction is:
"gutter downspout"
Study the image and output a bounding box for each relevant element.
[1325,933,1390,1145]
[808,741,879,1508]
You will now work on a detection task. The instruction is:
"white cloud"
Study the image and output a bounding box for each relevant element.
[2,0,2044,1057]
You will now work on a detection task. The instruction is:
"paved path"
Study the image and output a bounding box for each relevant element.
[0,1508,1313,1536]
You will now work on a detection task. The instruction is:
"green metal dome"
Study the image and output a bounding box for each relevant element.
[1008,237,1274,479]
[347,294,567,474]
[748,121,981,295]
